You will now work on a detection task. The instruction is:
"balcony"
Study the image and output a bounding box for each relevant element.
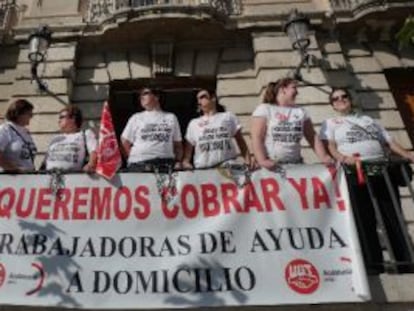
[1,161,414,306]
[85,0,242,25]
[329,0,414,19]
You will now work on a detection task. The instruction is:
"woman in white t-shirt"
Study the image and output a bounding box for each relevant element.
[182,89,251,169]
[320,87,414,163]
[251,78,331,169]
[43,105,97,172]
[121,88,183,171]
[320,87,414,273]
[0,99,37,172]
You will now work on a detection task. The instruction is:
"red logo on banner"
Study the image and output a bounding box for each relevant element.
[0,263,6,289]
[285,259,320,294]
[26,262,45,296]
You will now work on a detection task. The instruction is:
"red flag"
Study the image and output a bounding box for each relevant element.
[353,153,365,185]
[96,101,122,180]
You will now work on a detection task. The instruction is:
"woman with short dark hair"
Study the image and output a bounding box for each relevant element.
[42,105,97,172]
[0,99,37,172]
[121,87,183,171]
[182,89,252,169]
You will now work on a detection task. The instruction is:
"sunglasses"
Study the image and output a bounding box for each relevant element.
[332,94,349,102]
[197,93,209,100]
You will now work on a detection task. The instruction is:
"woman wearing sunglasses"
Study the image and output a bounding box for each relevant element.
[320,87,414,273]
[0,99,37,173]
[42,105,97,172]
[182,89,251,169]
[121,87,183,171]
[320,87,414,164]
[251,78,331,169]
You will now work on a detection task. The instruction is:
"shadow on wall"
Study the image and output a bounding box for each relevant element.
[164,257,249,307]
[0,46,19,116]
[315,36,384,118]
[18,220,82,308]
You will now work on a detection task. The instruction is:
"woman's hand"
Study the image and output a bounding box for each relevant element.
[243,153,257,170]
[174,161,182,170]
[405,152,414,163]
[83,163,96,173]
[258,159,277,170]
[182,160,193,170]
[340,155,357,165]
[321,155,334,165]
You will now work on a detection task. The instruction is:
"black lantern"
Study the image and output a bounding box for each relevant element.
[28,25,52,91]
[283,9,311,80]
[28,25,51,64]
[283,9,311,53]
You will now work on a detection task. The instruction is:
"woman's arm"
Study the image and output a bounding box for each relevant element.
[388,140,414,163]
[327,139,356,165]
[234,130,251,167]
[0,152,19,172]
[251,116,275,169]
[121,138,132,159]
[303,119,332,164]
[182,141,194,169]
[173,141,183,168]
[83,151,97,173]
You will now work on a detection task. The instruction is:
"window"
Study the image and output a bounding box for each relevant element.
[385,68,414,146]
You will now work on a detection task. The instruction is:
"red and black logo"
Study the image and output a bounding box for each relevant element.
[285,259,320,294]
[0,263,6,289]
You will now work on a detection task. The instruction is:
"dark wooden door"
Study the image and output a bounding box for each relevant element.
[385,68,414,147]
[108,78,216,165]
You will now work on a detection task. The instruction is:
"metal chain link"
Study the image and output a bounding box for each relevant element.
[221,163,251,188]
[154,165,178,204]
[48,169,65,197]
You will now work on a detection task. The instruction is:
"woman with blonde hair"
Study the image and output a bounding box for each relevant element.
[251,78,331,169]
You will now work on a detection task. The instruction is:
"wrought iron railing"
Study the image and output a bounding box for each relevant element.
[343,159,414,274]
[330,0,412,17]
[86,0,241,24]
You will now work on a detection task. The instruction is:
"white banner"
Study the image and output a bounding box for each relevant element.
[0,165,370,308]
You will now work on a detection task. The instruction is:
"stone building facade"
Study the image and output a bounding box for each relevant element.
[1,0,414,309]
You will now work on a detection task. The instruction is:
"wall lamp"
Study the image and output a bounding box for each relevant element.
[28,25,52,92]
[283,9,311,80]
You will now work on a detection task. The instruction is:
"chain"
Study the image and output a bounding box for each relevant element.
[222,163,251,188]
[153,165,178,204]
[48,169,65,197]
[273,165,287,179]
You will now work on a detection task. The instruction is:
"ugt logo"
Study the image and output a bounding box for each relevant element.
[285,259,320,294]
[0,263,6,289]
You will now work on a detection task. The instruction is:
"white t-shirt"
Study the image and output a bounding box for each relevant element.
[186,112,241,168]
[121,110,182,164]
[319,114,392,160]
[252,103,309,163]
[45,129,97,171]
[0,122,37,171]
